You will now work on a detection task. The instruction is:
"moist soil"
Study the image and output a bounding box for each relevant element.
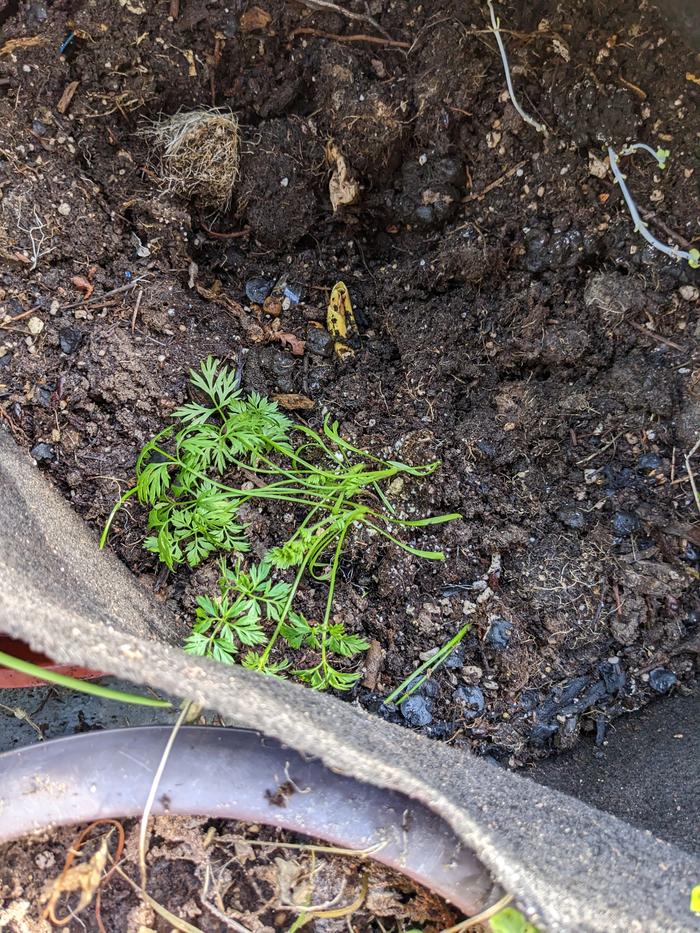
[0,0,698,766]
[0,815,464,931]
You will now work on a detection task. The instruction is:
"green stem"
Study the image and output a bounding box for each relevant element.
[0,651,173,708]
[384,622,471,706]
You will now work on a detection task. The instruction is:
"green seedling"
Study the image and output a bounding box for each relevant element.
[103,357,460,691]
[0,650,172,708]
[384,622,471,705]
[608,145,699,268]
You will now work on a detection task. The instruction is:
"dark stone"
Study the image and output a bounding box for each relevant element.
[598,659,626,694]
[259,347,296,393]
[31,442,55,463]
[59,326,83,355]
[485,617,513,650]
[426,720,457,740]
[686,611,700,629]
[594,717,607,746]
[245,277,274,304]
[32,119,49,136]
[682,544,699,564]
[421,679,439,698]
[305,326,333,358]
[444,645,465,669]
[612,511,641,537]
[400,695,433,727]
[34,385,53,408]
[454,684,485,718]
[648,668,677,694]
[0,352,12,369]
[637,453,663,474]
[557,506,586,530]
[530,722,559,746]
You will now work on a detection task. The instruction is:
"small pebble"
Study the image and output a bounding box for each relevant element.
[636,453,663,474]
[612,511,641,537]
[245,277,274,304]
[648,667,677,694]
[400,695,433,727]
[454,684,485,718]
[27,316,44,335]
[59,325,83,354]
[557,506,586,530]
[679,285,698,301]
[57,202,71,216]
[485,617,513,650]
[305,326,333,358]
[31,442,55,463]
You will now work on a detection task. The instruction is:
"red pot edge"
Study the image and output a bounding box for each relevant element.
[0,634,104,689]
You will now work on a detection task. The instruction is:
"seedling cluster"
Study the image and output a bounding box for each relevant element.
[103,357,459,690]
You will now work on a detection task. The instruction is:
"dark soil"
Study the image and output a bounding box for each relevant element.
[0,815,462,930]
[0,0,698,765]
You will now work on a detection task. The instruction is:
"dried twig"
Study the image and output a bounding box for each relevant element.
[290,0,395,42]
[685,438,700,518]
[63,274,151,310]
[462,160,527,203]
[289,26,410,47]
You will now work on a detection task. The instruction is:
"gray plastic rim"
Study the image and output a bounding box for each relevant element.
[0,725,501,916]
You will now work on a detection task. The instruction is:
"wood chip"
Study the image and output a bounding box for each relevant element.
[272,393,314,411]
[57,80,80,114]
[362,640,384,690]
[240,6,272,31]
[0,36,45,56]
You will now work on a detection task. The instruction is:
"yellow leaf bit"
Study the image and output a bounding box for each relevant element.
[691,885,700,914]
[327,281,358,360]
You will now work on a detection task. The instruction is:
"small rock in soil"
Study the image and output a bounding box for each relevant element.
[454,684,485,718]
[485,617,512,650]
[530,722,559,746]
[444,645,465,669]
[305,326,333,357]
[31,442,54,462]
[0,352,11,369]
[59,326,83,354]
[612,511,641,537]
[245,277,274,304]
[636,453,663,474]
[34,385,52,408]
[400,695,433,727]
[648,668,677,694]
[557,506,587,530]
[598,658,625,694]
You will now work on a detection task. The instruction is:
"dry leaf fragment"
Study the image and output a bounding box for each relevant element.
[686,73,700,86]
[71,275,94,300]
[326,281,358,360]
[57,80,79,114]
[326,142,360,212]
[272,393,314,410]
[240,6,272,31]
[275,331,305,355]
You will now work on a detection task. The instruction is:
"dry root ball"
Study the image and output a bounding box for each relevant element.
[145,109,240,210]
[236,118,322,246]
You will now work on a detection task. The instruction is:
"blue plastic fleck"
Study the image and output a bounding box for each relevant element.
[59,32,75,55]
